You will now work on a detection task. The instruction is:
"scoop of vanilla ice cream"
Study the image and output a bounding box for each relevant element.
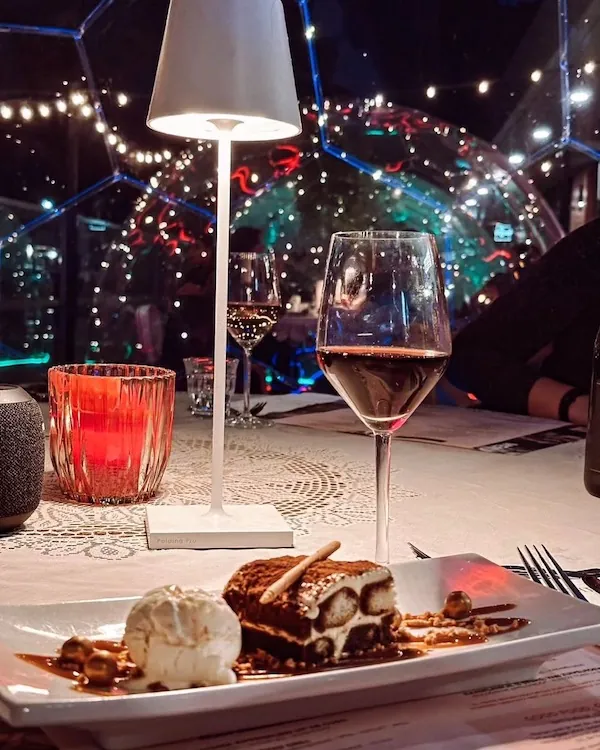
[124,585,241,690]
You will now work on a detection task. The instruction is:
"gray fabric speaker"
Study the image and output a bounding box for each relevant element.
[0,385,44,531]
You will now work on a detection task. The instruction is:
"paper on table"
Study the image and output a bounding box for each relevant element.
[231,393,342,418]
[278,403,579,451]
[46,648,600,750]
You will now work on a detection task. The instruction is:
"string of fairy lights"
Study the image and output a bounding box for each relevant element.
[420,61,596,103]
[0,85,563,363]
[0,56,596,218]
[0,82,174,177]
[0,41,596,215]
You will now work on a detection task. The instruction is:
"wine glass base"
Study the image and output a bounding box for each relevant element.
[226,413,273,429]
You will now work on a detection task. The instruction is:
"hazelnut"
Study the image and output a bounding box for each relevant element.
[443,590,472,620]
[83,650,119,686]
[60,636,94,666]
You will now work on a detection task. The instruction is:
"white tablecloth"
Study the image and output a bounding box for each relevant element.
[1,395,597,608]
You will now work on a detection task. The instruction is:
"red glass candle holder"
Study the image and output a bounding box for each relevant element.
[49,365,176,505]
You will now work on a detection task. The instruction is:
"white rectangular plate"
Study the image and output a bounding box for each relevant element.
[1,554,600,733]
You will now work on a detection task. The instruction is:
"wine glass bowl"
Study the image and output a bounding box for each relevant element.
[227,249,282,429]
[317,231,451,562]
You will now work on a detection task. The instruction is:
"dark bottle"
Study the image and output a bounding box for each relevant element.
[585,330,600,496]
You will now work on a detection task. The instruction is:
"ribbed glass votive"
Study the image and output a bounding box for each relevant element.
[49,365,175,505]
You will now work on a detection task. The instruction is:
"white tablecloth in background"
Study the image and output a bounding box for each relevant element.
[1,395,598,608]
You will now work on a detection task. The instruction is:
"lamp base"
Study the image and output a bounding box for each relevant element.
[145,505,294,550]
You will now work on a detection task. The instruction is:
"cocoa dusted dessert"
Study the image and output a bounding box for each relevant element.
[223,555,397,664]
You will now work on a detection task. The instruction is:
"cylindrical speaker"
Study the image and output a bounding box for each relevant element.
[0,385,44,531]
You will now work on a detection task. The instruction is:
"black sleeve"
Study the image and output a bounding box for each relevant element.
[446,218,600,414]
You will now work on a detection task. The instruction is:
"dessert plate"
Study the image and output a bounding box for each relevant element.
[1,554,600,749]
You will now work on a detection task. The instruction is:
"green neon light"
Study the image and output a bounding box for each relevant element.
[0,353,51,368]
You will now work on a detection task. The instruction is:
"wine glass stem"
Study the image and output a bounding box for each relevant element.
[242,348,252,418]
[375,432,392,564]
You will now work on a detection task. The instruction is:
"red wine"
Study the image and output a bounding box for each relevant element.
[317,346,448,432]
[227,303,282,349]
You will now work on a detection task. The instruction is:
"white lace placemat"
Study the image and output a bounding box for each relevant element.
[2,418,418,560]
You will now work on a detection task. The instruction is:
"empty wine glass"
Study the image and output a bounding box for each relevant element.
[317,231,451,563]
[227,248,282,428]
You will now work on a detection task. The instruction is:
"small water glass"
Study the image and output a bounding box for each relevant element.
[184,357,239,418]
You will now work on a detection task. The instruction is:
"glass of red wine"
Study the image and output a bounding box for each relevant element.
[227,249,282,429]
[317,231,451,563]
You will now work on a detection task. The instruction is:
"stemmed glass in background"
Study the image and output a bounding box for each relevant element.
[317,231,451,563]
[227,249,282,428]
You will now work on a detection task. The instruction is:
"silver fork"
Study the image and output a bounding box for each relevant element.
[517,545,588,601]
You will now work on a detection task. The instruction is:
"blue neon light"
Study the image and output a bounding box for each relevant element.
[0,24,78,39]
[79,0,116,36]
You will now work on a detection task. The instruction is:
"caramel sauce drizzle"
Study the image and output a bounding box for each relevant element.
[17,604,529,693]
[18,640,131,696]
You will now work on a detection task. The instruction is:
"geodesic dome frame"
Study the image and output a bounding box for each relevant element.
[0,0,565,374]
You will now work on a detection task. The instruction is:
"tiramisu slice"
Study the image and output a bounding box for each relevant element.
[223,556,397,664]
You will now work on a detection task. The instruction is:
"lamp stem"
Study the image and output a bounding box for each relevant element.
[211,134,233,514]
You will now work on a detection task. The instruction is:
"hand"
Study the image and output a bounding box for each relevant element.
[568,394,589,426]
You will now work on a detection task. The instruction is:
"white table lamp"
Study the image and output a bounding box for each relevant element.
[146,0,301,548]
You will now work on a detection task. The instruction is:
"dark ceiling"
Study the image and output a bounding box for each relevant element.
[0,0,548,143]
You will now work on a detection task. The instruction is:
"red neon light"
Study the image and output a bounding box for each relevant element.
[269,144,301,177]
[231,166,256,195]
[483,250,512,262]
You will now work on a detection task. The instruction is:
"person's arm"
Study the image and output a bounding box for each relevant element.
[528,378,588,425]
[447,219,600,419]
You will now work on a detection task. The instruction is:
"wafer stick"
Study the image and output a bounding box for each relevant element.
[259,541,341,604]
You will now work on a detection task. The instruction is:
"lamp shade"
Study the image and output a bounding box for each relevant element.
[147,0,302,142]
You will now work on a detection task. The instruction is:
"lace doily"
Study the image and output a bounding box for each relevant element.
[1,427,419,560]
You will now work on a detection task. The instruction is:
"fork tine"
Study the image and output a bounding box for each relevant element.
[524,545,557,590]
[541,545,588,602]
[407,543,430,559]
[532,545,569,595]
[517,547,541,584]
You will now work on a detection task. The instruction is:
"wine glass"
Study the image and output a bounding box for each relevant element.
[317,231,451,563]
[227,249,282,429]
